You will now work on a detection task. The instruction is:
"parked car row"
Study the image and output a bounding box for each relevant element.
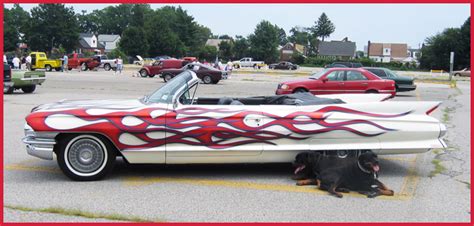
[3,63,46,94]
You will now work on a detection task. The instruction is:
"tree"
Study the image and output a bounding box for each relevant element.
[218,40,233,60]
[77,10,100,33]
[4,9,20,52]
[130,4,152,27]
[197,46,217,62]
[233,37,250,60]
[276,27,288,46]
[248,20,280,63]
[119,26,149,57]
[311,13,335,42]
[145,12,186,57]
[288,26,310,45]
[4,4,30,52]
[420,17,470,71]
[26,4,79,52]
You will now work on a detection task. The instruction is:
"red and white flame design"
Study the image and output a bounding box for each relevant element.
[27,106,410,150]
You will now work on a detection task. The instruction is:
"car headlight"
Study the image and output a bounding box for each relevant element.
[281,84,289,90]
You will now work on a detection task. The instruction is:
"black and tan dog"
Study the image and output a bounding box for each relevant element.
[292,151,354,185]
[316,151,394,198]
[292,151,394,198]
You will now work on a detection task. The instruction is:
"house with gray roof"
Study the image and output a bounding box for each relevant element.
[318,39,356,60]
[98,34,121,53]
[77,33,105,54]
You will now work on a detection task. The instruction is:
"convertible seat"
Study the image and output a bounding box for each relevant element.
[217,97,234,105]
[264,93,345,105]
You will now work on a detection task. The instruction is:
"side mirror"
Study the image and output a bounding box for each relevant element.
[322,78,329,83]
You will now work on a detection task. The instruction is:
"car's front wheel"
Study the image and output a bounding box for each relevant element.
[45,64,52,71]
[57,134,116,181]
[202,75,213,84]
[293,88,308,93]
[139,69,148,77]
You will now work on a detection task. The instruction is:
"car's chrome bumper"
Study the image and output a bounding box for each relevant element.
[22,123,57,160]
[3,81,14,92]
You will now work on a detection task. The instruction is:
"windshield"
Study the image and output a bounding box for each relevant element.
[385,68,399,78]
[309,69,328,79]
[146,71,193,104]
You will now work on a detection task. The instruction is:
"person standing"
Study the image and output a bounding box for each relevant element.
[25,54,32,70]
[12,56,20,69]
[21,56,26,70]
[115,56,123,75]
[62,54,68,72]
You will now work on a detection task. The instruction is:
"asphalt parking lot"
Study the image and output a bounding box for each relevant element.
[3,69,471,222]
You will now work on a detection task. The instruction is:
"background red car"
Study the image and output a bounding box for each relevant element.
[276,68,396,96]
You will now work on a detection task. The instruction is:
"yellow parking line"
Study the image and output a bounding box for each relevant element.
[122,176,412,200]
[397,155,420,198]
[5,164,61,174]
[380,156,417,163]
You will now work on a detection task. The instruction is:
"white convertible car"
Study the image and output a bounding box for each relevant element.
[23,71,447,180]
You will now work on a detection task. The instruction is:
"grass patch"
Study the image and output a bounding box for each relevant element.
[429,159,446,178]
[5,204,161,222]
[442,107,454,123]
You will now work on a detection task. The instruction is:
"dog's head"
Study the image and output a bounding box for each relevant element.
[358,151,380,173]
[293,152,320,174]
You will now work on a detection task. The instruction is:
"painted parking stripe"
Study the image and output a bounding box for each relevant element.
[122,176,414,201]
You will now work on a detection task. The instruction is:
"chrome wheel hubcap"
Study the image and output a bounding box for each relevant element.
[68,138,104,173]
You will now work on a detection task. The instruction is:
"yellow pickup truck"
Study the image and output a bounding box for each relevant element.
[30,52,62,71]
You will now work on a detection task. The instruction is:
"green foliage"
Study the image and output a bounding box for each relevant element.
[248,20,280,63]
[302,57,415,70]
[197,46,217,62]
[420,17,470,71]
[310,12,335,42]
[290,52,305,65]
[233,37,250,60]
[119,26,149,57]
[77,10,100,33]
[145,11,186,57]
[108,48,127,60]
[26,4,79,52]
[4,4,30,52]
[276,26,288,46]
[288,26,310,45]
[218,41,234,61]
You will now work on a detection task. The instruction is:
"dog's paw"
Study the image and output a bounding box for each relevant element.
[388,190,395,196]
[367,192,378,198]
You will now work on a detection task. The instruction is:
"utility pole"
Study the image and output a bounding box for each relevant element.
[449,51,454,81]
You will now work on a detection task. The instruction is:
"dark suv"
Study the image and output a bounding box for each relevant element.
[325,62,363,68]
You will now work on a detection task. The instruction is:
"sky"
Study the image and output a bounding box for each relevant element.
[5,4,470,51]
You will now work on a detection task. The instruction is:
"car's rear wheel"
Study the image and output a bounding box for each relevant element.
[139,69,148,77]
[104,63,111,71]
[366,90,378,94]
[202,75,213,84]
[293,88,308,93]
[163,73,173,82]
[455,73,461,77]
[45,65,52,71]
[21,85,36,93]
[57,134,116,181]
